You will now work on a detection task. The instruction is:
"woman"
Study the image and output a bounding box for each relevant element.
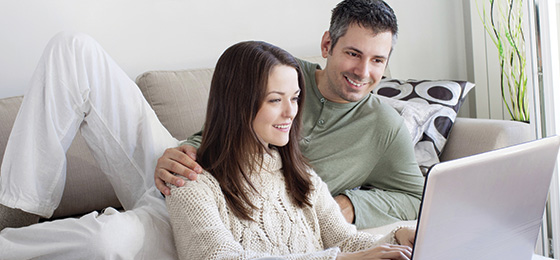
[165,41,415,260]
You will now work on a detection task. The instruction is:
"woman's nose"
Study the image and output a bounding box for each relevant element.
[284,100,298,118]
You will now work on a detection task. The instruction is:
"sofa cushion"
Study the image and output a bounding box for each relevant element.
[373,79,475,174]
[440,117,531,162]
[136,69,213,141]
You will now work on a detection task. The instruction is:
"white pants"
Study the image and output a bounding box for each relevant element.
[0,32,179,259]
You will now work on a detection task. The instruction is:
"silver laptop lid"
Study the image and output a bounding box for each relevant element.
[412,136,560,260]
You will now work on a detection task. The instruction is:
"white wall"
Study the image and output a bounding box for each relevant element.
[389,1,468,81]
[0,0,468,99]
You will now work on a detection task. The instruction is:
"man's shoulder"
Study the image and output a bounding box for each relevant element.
[361,94,404,125]
[296,58,322,74]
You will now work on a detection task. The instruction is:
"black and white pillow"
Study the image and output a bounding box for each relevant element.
[373,78,475,175]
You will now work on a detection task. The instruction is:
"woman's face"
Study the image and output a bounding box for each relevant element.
[253,65,300,149]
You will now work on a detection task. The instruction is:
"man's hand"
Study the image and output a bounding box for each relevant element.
[155,144,203,196]
[334,195,355,224]
[394,226,416,247]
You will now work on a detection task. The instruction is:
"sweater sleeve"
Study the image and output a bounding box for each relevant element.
[342,119,424,229]
[311,174,397,252]
[166,175,240,260]
[166,175,368,260]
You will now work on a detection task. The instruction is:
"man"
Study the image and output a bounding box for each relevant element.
[154,0,424,229]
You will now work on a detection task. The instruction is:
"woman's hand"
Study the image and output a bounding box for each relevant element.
[336,244,412,260]
[394,226,416,248]
[155,144,203,196]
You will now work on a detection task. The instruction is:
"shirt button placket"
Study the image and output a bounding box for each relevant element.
[318,98,326,127]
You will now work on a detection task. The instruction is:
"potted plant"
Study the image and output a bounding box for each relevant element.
[477,0,529,122]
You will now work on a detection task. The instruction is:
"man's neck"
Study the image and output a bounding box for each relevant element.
[314,68,325,95]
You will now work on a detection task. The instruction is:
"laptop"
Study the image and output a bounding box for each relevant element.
[411,135,560,260]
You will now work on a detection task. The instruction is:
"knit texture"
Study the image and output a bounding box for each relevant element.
[166,150,396,259]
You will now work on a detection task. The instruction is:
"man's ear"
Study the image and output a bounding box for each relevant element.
[320,31,331,58]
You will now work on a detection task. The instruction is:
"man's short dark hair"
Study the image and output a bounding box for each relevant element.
[329,0,398,52]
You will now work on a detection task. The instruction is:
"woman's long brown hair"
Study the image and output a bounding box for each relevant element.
[197,41,312,220]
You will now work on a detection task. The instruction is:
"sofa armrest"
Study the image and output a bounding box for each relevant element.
[440,117,532,162]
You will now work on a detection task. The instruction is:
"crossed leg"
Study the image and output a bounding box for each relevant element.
[0,32,179,259]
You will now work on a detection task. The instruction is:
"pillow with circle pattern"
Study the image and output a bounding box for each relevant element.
[372,78,475,175]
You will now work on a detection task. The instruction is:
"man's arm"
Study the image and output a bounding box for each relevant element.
[334,195,355,224]
[154,132,361,222]
[343,188,421,229]
[343,122,424,229]
[155,131,203,196]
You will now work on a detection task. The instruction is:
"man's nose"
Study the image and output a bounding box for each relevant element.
[353,60,369,79]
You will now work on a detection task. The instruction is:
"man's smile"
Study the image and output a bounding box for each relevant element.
[344,75,370,89]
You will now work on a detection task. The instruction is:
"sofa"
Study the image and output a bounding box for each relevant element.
[0,57,532,226]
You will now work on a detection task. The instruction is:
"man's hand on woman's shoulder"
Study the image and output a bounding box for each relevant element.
[155,144,202,196]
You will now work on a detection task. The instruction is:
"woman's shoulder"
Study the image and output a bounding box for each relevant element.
[306,168,321,185]
[306,168,329,198]
[168,171,221,195]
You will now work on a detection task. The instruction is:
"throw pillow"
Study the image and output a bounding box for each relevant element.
[373,79,475,174]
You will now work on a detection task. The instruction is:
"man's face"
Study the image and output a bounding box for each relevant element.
[320,23,393,103]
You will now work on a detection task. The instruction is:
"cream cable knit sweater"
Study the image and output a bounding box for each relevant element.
[166,150,397,259]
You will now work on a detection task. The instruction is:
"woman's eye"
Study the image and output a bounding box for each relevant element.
[269,99,281,103]
[291,96,300,102]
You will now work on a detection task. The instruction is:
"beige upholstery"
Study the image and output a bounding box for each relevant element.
[0,57,531,220]
[440,117,532,161]
[136,68,213,141]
